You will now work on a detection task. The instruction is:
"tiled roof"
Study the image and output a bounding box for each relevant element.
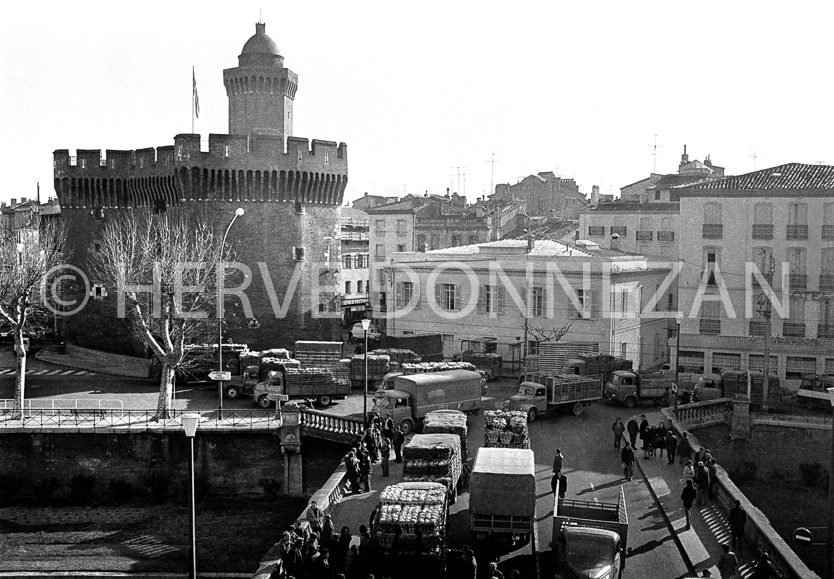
[677,163,834,191]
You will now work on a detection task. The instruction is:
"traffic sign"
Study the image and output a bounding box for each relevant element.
[209,371,232,381]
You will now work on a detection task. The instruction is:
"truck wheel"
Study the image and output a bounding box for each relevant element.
[318,394,332,407]
[625,396,637,409]
[527,408,538,422]
[225,385,240,399]
[257,395,272,409]
[572,402,584,416]
[399,419,414,435]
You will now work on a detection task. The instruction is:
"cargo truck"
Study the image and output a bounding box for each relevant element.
[552,485,629,579]
[470,447,536,548]
[371,482,449,573]
[250,366,350,408]
[693,370,783,407]
[508,374,601,422]
[372,370,494,434]
[402,433,463,503]
[604,370,672,408]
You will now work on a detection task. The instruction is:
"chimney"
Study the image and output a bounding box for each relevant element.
[591,185,599,205]
[610,233,620,251]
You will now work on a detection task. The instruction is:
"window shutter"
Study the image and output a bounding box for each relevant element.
[435,283,443,309]
[496,286,505,315]
[477,286,485,314]
[395,282,403,309]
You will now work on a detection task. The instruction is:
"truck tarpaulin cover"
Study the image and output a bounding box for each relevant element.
[403,434,461,459]
[470,448,536,517]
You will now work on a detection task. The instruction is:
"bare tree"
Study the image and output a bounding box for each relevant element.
[90,211,229,420]
[526,321,573,344]
[0,223,65,417]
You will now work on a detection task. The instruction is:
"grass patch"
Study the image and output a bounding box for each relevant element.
[0,495,308,573]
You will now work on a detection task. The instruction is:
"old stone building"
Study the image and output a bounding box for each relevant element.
[53,23,348,353]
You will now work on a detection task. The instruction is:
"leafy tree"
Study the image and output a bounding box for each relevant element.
[90,211,231,419]
[0,222,65,417]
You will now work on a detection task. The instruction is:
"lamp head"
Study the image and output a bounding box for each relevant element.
[180,413,202,438]
[361,318,372,332]
[235,208,245,217]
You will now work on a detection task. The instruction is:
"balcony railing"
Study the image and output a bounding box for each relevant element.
[699,319,721,334]
[588,226,605,236]
[702,224,723,239]
[657,230,674,242]
[786,225,808,239]
[822,225,834,240]
[782,322,806,338]
[818,324,834,339]
[751,224,773,239]
[787,273,807,290]
[636,231,653,241]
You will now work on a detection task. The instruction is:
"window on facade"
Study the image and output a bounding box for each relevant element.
[531,287,545,317]
[575,288,597,319]
[437,283,458,311]
[345,281,351,295]
[451,235,462,247]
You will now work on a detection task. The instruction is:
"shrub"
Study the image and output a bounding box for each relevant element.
[142,469,175,504]
[798,462,828,490]
[33,475,64,502]
[0,472,26,506]
[729,461,758,485]
[69,472,98,504]
[258,477,282,499]
[108,478,134,505]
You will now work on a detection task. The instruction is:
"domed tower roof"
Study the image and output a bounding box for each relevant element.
[238,22,284,68]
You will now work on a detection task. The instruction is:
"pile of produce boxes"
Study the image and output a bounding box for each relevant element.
[484,410,529,449]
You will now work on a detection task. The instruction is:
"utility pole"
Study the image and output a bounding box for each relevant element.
[760,256,775,411]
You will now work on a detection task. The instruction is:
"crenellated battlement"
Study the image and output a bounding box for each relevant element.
[54,133,348,211]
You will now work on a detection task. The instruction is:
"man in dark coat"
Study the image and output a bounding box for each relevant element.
[392,426,405,463]
[626,416,639,448]
[728,500,747,548]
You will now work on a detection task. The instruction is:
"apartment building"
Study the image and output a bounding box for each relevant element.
[673,162,834,384]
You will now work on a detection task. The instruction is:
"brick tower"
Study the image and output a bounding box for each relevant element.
[224,22,298,138]
[54,23,348,355]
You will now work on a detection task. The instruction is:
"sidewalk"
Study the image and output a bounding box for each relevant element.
[35,344,148,378]
[636,409,757,578]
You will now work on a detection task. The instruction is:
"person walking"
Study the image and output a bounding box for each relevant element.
[728,500,747,549]
[681,480,697,529]
[665,430,678,465]
[621,442,635,481]
[694,461,710,507]
[392,426,405,463]
[612,418,625,449]
[717,543,738,579]
[552,448,564,478]
[678,432,693,465]
[379,436,391,477]
[626,416,639,449]
[639,415,651,458]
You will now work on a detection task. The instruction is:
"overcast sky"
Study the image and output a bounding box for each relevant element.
[2,1,833,207]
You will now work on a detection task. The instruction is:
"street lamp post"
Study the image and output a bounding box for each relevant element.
[180,413,201,579]
[361,318,371,427]
[217,208,244,419]
[827,387,834,579]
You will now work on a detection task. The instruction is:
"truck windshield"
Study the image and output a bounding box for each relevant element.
[518,385,536,396]
[566,536,615,565]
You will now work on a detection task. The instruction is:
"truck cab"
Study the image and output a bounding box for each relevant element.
[561,526,623,579]
[372,389,415,433]
[507,382,548,422]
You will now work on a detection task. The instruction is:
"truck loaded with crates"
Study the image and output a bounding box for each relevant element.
[508,374,601,422]
[470,447,536,548]
[402,433,463,503]
[371,482,449,572]
[552,485,629,579]
[372,370,494,434]
[483,410,529,449]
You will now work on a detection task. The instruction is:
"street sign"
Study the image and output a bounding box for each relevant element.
[209,371,231,381]
[793,526,826,546]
